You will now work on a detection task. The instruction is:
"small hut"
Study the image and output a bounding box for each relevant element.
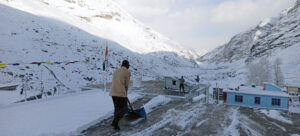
[164,76,191,90]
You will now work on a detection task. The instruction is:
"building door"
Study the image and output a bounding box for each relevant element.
[223,92,227,102]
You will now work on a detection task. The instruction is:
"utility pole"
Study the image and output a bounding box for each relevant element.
[216,83,219,104]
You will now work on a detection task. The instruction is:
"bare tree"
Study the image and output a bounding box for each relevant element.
[21,74,31,101]
[259,57,272,84]
[247,57,271,86]
[273,58,285,87]
[247,63,260,85]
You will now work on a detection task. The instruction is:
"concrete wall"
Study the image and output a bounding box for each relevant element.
[227,92,288,110]
[165,77,179,89]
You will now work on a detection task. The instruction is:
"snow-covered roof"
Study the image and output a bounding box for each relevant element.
[239,86,264,91]
[225,89,289,97]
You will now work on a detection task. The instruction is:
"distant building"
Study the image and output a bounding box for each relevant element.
[164,76,191,90]
[213,88,223,100]
[263,82,281,92]
[223,83,289,110]
[164,76,210,103]
[286,84,300,96]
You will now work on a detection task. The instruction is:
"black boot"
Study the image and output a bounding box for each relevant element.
[111,123,120,130]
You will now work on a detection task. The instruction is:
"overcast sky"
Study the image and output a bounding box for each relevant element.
[113,0,295,54]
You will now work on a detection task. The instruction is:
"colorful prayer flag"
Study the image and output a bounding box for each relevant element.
[45,61,54,65]
[0,64,6,68]
[30,62,41,65]
[12,63,20,66]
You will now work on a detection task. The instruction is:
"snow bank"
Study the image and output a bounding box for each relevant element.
[144,95,171,113]
[260,109,293,124]
[0,90,139,136]
[192,94,206,102]
[289,101,300,113]
[0,90,22,107]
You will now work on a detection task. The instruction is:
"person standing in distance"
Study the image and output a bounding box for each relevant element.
[110,60,131,130]
[179,76,185,93]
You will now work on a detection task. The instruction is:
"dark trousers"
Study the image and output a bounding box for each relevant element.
[180,83,184,92]
[112,96,128,126]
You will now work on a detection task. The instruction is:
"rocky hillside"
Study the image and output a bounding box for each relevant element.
[0,0,198,91]
[199,0,300,64]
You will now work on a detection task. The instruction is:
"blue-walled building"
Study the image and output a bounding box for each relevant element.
[223,83,289,110]
[263,82,281,92]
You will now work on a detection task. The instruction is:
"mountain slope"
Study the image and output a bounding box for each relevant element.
[0,0,198,92]
[198,0,300,85]
[199,0,300,63]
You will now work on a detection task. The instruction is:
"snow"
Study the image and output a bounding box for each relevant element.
[254,30,262,40]
[0,0,298,135]
[289,101,300,113]
[0,0,199,94]
[144,95,171,113]
[259,109,293,124]
[0,87,43,108]
[0,90,22,107]
[271,122,286,132]
[223,108,240,136]
[238,114,262,136]
[239,86,264,91]
[0,89,140,136]
[192,94,206,102]
[258,17,278,27]
[130,114,172,136]
[0,83,19,88]
[195,119,207,127]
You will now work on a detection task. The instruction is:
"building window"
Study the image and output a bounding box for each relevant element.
[272,98,281,106]
[254,97,261,104]
[172,80,176,85]
[235,95,243,103]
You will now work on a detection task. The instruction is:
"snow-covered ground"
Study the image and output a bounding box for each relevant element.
[1,79,300,136]
[259,109,293,124]
[0,0,299,135]
[0,89,140,136]
[0,90,22,107]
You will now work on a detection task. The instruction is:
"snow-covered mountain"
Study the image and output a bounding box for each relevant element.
[0,0,199,91]
[199,0,300,64]
[198,0,300,85]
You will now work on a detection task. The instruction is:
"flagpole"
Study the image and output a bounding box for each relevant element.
[104,72,106,92]
[104,43,108,92]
